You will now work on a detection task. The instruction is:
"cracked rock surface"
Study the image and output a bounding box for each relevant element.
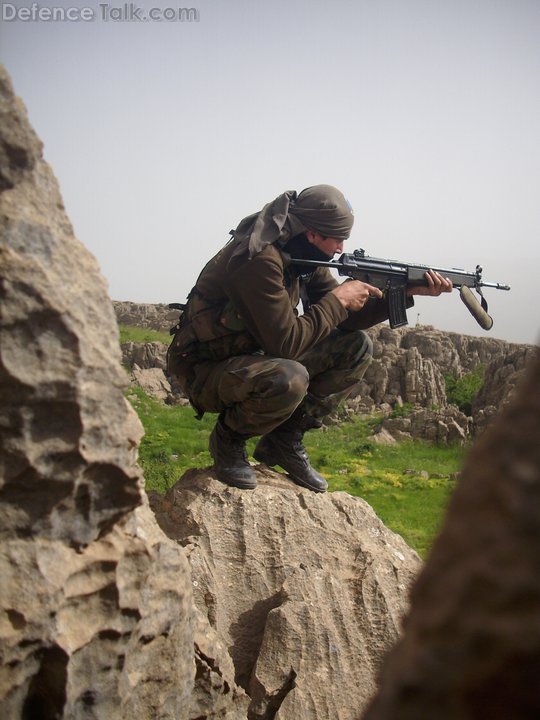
[150,468,421,719]
[0,65,194,719]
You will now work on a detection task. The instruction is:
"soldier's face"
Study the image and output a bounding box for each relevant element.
[306,231,344,259]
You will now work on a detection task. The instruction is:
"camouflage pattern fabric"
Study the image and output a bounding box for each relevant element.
[299,328,373,419]
[188,328,372,436]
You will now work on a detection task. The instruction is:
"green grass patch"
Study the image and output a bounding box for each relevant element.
[127,387,215,493]
[119,324,171,345]
[128,389,465,558]
[302,418,462,557]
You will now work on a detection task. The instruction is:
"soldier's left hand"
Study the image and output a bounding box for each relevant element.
[407,270,453,297]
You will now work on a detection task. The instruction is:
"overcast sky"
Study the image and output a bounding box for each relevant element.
[2,0,539,344]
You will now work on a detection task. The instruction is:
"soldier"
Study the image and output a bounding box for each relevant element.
[168,185,452,492]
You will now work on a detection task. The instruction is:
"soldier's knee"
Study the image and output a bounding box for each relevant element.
[339,329,373,367]
[357,330,373,361]
[267,360,309,402]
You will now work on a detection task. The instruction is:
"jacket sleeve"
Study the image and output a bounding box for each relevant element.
[224,249,348,360]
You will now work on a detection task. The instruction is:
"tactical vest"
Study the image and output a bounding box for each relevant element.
[166,290,261,391]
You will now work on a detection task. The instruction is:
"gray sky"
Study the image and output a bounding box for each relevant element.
[2,0,539,344]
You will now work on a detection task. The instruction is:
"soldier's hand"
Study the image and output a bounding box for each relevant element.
[407,270,453,297]
[332,280,383,311]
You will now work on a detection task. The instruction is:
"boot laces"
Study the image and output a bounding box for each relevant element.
[230,438,248,461]
[290,432,309,461]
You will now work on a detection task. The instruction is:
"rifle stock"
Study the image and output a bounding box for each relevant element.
[290,248,510,330]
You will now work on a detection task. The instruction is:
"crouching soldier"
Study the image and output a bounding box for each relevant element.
[168,184,451,492]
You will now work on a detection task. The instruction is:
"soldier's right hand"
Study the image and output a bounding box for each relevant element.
[331,280,383,311]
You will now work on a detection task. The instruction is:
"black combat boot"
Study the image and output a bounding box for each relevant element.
[209,417,257,490]
[253,412,327,493]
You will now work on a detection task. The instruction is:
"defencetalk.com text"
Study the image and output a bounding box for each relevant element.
[1,2,200,22]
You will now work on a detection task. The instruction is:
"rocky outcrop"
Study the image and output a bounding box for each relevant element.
[150,467,421,720]
[121,342,188,404]
[362,348,540,719]
[0,66,194,718]
[472,344,536,435]
[376,405,471,445]
[325,325,532,441]
[131,364,174,403]
[400,326,512,374]
[121,340,168,371]
[355,325,524,412]
[114,301,176,333]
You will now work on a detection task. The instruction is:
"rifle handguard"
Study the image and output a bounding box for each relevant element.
[460,286,493,331]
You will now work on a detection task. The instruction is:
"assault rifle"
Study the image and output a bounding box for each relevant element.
[290,248,510,330]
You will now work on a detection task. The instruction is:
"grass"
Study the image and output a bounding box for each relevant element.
[119,324,171,345]
[127,387,465,558]
[127,387,215,491]
[306,418,461,557]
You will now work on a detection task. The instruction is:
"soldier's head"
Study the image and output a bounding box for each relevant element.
[290,184,354,247]
[232,183,354,260]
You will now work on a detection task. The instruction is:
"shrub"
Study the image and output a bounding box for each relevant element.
[444,365,485,416]
[390,402,413,418]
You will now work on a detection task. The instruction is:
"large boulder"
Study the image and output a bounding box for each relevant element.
[150,468,421,719]
[0,66,194,718]
[131,364,173,403]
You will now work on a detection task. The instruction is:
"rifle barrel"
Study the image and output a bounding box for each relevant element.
[289,255,510,291]
[480,281,511,291]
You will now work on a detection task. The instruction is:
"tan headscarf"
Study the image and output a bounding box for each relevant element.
[230,184,354,259]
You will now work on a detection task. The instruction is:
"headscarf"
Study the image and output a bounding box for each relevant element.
[230,184,354,259]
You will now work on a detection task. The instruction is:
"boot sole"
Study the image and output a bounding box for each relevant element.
[253,449,327,493]
[214,471,257,490]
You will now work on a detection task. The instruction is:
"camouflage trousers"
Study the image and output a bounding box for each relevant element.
[188,329,373,436]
